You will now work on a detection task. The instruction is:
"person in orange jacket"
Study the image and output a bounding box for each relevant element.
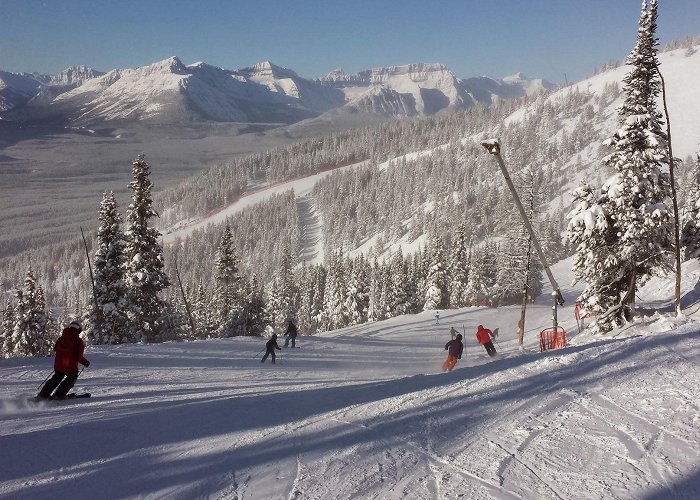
[442,334,463,372]
[37,321,90,400]
[476,324,497,357]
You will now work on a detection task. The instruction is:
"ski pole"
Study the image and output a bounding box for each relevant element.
[37,370,54,390]
[254,347,265,359]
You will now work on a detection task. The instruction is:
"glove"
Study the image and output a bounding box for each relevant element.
[445,346,448,350]
[84,360,90,368]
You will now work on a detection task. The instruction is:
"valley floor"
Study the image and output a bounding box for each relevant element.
[1,297,699,499]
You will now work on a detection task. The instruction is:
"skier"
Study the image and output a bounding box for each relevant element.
[435,311,440,325]
[261,334,282,364]
[450,326,459,339]
[283,319,298,348]
[37,321,90,400]
[443,334,463,372]
[476,324,497,357]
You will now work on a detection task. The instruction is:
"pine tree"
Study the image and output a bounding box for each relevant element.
[243,274,270,336]
[267,246,298,331]
[448,224,470,307]
[681,154,700,259]
[2,302,15,358]
[389,250,411,316]
[124,154,171,342]
[466,243,497,305]
[569,0,672,333]
[213,223,243,334]
[321,252,347,330]
[90,191,130,344]
[193,281,217,338]
[11,267,51,357]
[367,260,382,323]
[423,236,449,310]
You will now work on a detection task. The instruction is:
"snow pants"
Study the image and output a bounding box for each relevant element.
[284,336,296,348]
[482,341,497,357]
[442,355,458,372]
[261,350,277,364]
[38,370,78,399]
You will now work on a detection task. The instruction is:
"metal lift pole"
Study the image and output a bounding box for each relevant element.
[481,139,565,331]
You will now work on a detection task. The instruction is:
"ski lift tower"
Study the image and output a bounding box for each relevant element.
[481,139,565,332]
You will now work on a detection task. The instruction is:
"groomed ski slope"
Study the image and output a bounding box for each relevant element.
[1,262,700,499]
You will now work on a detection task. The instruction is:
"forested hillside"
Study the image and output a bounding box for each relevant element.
[2,35,699,354]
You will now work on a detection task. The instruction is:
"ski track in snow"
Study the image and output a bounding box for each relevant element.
[2,278,700,499]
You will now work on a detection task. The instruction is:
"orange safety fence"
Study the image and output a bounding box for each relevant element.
[539,327,568,352]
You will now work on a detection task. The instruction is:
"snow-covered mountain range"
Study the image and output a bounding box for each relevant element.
[0,65,103,112]
[0,57,552,126]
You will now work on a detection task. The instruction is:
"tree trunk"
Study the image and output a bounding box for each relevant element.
[655,62,682,316]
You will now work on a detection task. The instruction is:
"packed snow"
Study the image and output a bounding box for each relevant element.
[2,259,699,499]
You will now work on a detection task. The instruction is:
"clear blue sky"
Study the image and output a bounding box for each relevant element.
[2,0,699,83]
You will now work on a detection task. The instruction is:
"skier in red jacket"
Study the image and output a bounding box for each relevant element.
[37,321,90,400]
[442,334,464,372]
[476,324,497,357]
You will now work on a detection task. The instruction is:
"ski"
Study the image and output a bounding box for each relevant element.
[60,393,91,399]
[31,393,92,402]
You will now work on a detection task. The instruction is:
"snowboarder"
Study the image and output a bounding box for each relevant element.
[283,320,298,348]
[37,321,90,400]
[261,334,282,364]
[443,334,463,372]
[476,324,497,357]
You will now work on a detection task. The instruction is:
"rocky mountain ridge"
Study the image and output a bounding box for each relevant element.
[0,57,552,126]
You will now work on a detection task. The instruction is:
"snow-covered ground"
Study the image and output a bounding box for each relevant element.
[2,260,699,499]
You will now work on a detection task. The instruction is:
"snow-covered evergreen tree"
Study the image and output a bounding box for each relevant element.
[1,302,15,358]
[320,252,347,331]
[448,224,470,307]
[389,250,412,316]
[193,281,217,338]
[569,0,673,333]
[367,259,382,323]
[681,154,700,259]
[466,243,497,305]
[423,236,449,310]
[344,260,365,326]
[267,246,298,331]
[124,154,171,342]
[11,267,52,357]
[89,191,130,344]
[297,266,315,334]
[242,274,270,336]
[213,223,243,334]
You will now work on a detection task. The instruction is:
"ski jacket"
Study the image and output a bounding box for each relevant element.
[54,327,88,373]
[266,338,281,352]
[476,326,493,345]
[286,323,298,338]
[445,339,463,358]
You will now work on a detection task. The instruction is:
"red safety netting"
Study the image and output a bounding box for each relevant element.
[539,327,568,352]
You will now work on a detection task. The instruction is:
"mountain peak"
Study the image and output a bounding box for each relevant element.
[503,72,528,82]
[241,61,299,79]
[150,56,187,74]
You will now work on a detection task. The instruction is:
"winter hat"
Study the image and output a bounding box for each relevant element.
[457,334,462,340]
[67,321,82,332]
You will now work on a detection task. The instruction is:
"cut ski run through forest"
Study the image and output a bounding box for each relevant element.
[1,260,699,499]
